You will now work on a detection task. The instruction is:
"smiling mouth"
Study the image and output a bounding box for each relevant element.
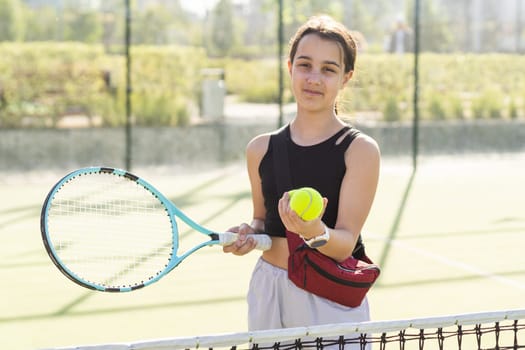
[303,89,323,96]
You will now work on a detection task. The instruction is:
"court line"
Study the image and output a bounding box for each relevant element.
[378,236,525,291]
[377,170,416,269]
[0,295,246,323]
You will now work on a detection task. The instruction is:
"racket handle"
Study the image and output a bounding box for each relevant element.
[217,232,272,251]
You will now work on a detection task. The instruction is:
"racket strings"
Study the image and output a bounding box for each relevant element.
[47,173,175,289]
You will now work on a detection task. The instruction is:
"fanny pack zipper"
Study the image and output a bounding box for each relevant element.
[304,254,378,288]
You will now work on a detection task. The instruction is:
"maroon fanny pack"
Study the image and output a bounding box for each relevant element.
[286,230,380,308]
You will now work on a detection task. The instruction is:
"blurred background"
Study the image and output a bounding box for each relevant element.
[1,2,525,349]
[1,0,524,172]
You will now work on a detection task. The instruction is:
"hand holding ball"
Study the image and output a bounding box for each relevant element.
[289,187,323,221]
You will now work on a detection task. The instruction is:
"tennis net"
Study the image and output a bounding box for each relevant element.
[44,308,525,350]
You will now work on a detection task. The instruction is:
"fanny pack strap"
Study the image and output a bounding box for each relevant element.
[271,125,292,195]
[271,126,303,254]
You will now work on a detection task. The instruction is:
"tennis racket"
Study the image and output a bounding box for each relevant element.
[40,166,271,292]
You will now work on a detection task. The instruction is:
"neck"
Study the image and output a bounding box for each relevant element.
[289,112,345,146]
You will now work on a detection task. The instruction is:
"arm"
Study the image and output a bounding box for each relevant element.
[279,134,380,262]
[223,133,270,255]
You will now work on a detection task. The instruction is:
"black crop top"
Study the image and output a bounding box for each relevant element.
[259,124,360,239]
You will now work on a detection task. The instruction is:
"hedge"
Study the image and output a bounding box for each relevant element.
[0,43,206,128]
[0,43,523,128]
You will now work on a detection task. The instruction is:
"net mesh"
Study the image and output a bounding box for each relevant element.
[43,309,525,350]
[45,171,174,290]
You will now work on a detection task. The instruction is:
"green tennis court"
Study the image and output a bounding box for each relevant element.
[1,154,524,350]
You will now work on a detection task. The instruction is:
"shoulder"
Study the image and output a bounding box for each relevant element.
[246,125,288,156]
[246,132,272,159]
[345,133,380,166]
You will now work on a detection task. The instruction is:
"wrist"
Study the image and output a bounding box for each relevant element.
[302,224,330,248]
[300,222,326,240]
[250,218,265,233]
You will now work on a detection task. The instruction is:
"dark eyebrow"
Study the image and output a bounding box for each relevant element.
[296,55,340,68]
[324,60,341,68]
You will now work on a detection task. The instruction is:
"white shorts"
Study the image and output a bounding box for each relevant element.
[247,257,371,349]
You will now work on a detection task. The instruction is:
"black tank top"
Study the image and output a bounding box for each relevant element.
[259,124,360,238]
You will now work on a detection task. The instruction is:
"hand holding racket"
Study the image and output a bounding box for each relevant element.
[40,167,271,292]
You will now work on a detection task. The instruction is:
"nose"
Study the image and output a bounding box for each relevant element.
[306,72,321,85]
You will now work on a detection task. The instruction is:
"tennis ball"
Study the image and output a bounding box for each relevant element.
[289,187,323,221]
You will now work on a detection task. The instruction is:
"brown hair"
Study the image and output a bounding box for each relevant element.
[288,15,357,74]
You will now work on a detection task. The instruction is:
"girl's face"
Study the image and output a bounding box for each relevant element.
[288,33,353,115]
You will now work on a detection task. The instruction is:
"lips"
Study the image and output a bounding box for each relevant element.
[303,88,323,96]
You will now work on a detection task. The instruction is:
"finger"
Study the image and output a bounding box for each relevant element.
[226,225,240,233]
[237,236,257,254]
[319,197,329,218]
[229,236,257,256]
[222,242,237,253]
[222,225,246,253]
[280,193,295,218]
[222,237,248,253]
[238,222,255,235]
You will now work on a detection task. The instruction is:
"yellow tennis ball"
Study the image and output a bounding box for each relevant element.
[289,187,323,221]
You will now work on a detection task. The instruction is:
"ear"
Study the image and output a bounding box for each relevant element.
[287,59,293,76]
[341,70,353,88]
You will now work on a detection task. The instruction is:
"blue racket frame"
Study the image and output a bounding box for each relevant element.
[41,166,226,292]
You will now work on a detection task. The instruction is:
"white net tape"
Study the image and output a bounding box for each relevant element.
[42,308,525,350]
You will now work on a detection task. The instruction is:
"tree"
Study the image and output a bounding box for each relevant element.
[343,0,376,38]
[209,0,235,56]
[64,10,102,43]
[0,0,26,41]
[406,0,453,52]
[133,5,172,44]
[24,5,59,41]
[131,1,202,46]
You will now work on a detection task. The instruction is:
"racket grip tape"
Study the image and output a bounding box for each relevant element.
[216,232,272,251]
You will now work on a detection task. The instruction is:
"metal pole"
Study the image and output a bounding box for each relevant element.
[517,0,523,53]
[412,0,420,171]
[125,0,132,170]
[277,0,284,128]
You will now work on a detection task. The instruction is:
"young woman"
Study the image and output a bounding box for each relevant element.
[224,14,380,337]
